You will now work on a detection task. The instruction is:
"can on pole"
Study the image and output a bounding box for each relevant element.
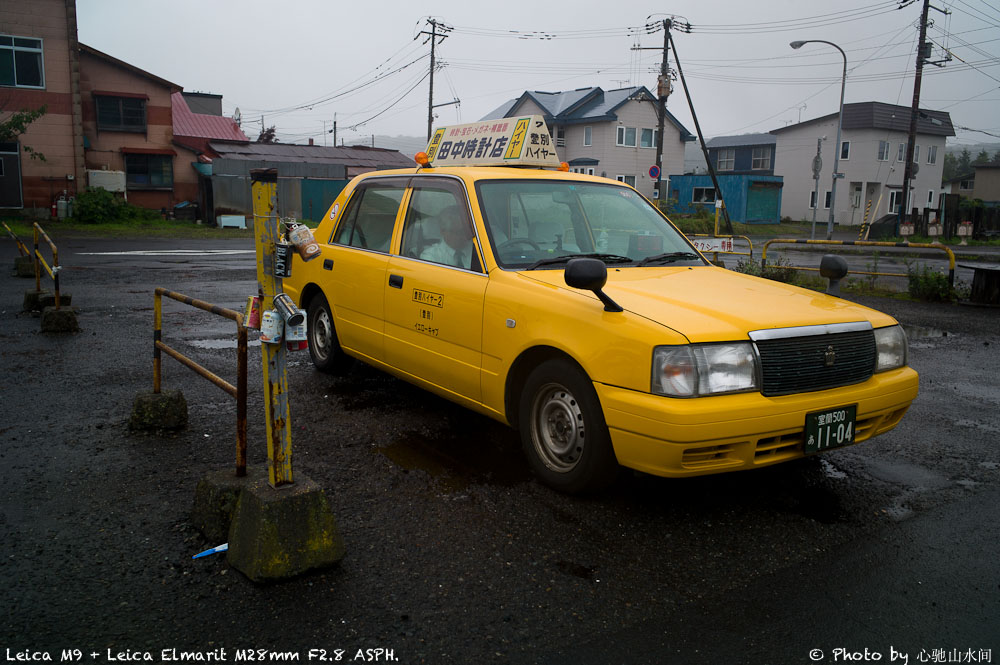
[244,296,261,330]
[260,309,284,344]
[273,242,293,278]
[287,223,321,262]
[285,312,308,351]
[272,293,304,326]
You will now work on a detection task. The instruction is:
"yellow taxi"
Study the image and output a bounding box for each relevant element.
[284,116,917,493]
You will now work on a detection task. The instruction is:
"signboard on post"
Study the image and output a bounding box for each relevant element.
[690,237,735,254]
[649,165,660,180]
[425,115,561,168]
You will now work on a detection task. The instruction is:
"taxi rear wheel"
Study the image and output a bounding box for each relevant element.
[307,293,352,375]
[519,358,619,493]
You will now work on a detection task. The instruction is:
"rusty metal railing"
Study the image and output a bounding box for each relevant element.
[32,223,63,308]
[2,222,30,257]
[154,288,248,476]
[761,238,956,288]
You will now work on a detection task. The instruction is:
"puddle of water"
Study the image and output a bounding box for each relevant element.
[378,430,530,492]
[187,338,262,349]
[819,458,848,480]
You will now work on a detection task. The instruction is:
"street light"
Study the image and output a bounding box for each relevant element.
[791,39,847,241]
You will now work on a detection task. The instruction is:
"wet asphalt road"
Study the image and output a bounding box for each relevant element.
[1,235,998,664]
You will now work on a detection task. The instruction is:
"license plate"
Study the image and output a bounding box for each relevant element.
[804,405,857,454]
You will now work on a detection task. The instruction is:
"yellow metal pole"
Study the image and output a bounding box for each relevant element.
[33,224,40,293]
[251,169,294,487]
[153,290,162,393]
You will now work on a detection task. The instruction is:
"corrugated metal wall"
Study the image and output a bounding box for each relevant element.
[208,159,349,222]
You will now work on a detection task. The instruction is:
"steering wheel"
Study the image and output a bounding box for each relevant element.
[498,237,541,252]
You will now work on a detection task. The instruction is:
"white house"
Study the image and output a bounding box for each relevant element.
[771,102,954,226]
[482,86,694,199]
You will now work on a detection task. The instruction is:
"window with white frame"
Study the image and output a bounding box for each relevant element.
[927,145,937,164]
[877,141,890,161]
[927,190,935,206]
[960,179,973,190]
[751,146,770,170]
[809,191,818,209]
[640,128,657,149]
[913,145,919,163]
[717,148,735,171]
[840,141,850,160]
[824,191,832,209]
[616,126,637,147]
[615,175,636,187]
[693,187,716,204]
[0,35,44,88]
[556,126,565,148]
[898,143,906,162]
[584,126,592,146]
[888,190,902,214]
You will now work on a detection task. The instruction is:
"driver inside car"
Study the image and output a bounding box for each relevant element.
[421,205,476,269]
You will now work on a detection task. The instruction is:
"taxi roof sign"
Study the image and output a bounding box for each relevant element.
[425,115,562,168]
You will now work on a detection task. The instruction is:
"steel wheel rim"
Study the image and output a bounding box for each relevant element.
[530,382,585,473]
[311,308,332,362]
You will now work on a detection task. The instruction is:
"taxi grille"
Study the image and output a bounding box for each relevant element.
[754,329,876,397]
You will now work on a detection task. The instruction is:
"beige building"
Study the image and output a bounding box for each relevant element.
[771,102,954,225]
[971,162,1000,203]
[482,87,694,200]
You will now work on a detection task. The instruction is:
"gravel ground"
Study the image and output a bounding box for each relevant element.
[1,239,997,664]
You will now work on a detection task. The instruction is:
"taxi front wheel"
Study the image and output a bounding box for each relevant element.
[519,358,619,493]
[307,293,352,375]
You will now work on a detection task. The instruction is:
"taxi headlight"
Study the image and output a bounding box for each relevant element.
[874,325,907,372]
[652,343,758,398]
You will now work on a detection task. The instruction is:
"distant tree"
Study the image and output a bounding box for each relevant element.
[974,149,990,164]
[994,149,1000,163]
[0,105,47,160]
[958,148,972,173]
[942,151,958,181]
[256,125,278,144]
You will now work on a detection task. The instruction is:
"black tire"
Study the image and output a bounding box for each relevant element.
[518,358,619,493]
[306,292,353,375]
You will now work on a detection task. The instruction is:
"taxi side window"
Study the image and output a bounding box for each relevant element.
[401,185,481,272]
[332,182,406,252]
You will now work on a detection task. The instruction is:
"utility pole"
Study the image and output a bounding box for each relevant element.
[898,0,951,232]
[633,18,678,202]
[417,18,452,141]
[655,19,671,202]
[899,0,931,229]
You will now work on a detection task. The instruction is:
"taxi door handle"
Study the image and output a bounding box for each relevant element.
[388,274,403,289]
[323,259,334,271]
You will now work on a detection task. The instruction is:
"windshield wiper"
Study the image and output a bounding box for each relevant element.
[638,251,704,266]
[526,253,634,270]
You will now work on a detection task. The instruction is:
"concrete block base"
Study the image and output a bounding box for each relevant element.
[129,390,188,430]
[191,466,266,544]
[23,289,50,312]
[39,292,71,309]
[227,473,345,583]
[40,306,79,333]
[14,256,34,278]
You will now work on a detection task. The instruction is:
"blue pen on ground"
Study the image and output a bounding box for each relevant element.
[192,543,228,559]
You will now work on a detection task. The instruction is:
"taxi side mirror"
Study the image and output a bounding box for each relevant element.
[565,258,623,313]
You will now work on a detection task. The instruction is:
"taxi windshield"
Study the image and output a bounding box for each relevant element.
[475,179,704,270]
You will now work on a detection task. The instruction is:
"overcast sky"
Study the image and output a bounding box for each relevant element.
[76,0,999,151]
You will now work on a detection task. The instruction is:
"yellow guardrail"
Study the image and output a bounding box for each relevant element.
[32,223,64,308]
[154,287,248,477]
[761,238,956,288]
[2,222,30,257]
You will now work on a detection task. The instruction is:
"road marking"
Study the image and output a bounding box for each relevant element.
[77,249,256,256]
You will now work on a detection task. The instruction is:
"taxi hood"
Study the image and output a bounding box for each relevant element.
[519,265,897,343]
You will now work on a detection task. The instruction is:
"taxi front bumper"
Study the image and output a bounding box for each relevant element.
[595,367,918,478]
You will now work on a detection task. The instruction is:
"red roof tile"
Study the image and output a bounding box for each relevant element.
[172,92,248,143]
